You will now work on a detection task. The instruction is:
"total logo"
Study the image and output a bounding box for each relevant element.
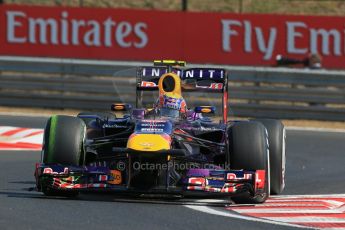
[108,170,122,185]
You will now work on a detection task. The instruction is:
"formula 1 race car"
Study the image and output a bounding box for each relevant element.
[35,60,286,203]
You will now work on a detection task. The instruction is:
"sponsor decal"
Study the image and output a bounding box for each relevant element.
[196,83,223,89]
[138,142,154,147]
[254,170,265,189]
[187,177,239,193]
[43,167,69,175]
[141,128,164,132]
[5,9,147,48]
[140,81,157,87]
[1,5,345,68]
[108,169,122,185]
[98,175,108,181]
[226,172,252,180]
[187,177,206,190]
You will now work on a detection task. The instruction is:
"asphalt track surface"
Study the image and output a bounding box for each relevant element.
[0,115,344,230]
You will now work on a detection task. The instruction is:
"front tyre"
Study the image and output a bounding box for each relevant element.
[227,121,270,204]
[253,119,286,195]
[41,115,86,197]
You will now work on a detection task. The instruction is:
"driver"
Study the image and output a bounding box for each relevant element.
[153,72,187,119]
[156,92,187,119]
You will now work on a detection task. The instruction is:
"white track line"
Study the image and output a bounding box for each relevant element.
[185,201,310,229]
[0,111,52,117]
[185,194,345,229]
[286,126,345,133]
[272,194,345,198]
[0,126,43,150]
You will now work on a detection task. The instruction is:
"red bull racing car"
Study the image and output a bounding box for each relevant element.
[35,60,286,203]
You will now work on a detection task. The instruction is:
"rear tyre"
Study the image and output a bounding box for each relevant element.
[42,115,86,197]
[253,119,285,195]
[227,121,270,204]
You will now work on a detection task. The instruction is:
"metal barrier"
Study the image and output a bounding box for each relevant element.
[0,56,344,121]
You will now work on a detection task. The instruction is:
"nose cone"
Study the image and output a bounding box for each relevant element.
[127,134,171,151]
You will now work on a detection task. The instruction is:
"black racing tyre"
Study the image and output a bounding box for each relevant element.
[42,115,86,197]
[253,119,286,195]
[43,115,86,165]
[227,121,270,204]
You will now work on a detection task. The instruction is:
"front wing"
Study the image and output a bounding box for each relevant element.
[35,163,266,197]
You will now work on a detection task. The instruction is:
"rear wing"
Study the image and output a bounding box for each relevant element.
[136,64,229,123]
[136,66,227,93]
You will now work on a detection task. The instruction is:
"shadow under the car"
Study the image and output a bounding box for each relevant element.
[0,188,232,207]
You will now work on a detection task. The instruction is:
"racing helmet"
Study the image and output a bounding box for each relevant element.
[157,92,187,118]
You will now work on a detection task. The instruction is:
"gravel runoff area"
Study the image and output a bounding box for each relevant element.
[0,106,344,130]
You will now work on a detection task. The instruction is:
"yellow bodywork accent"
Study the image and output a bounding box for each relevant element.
[127,134,171,151]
